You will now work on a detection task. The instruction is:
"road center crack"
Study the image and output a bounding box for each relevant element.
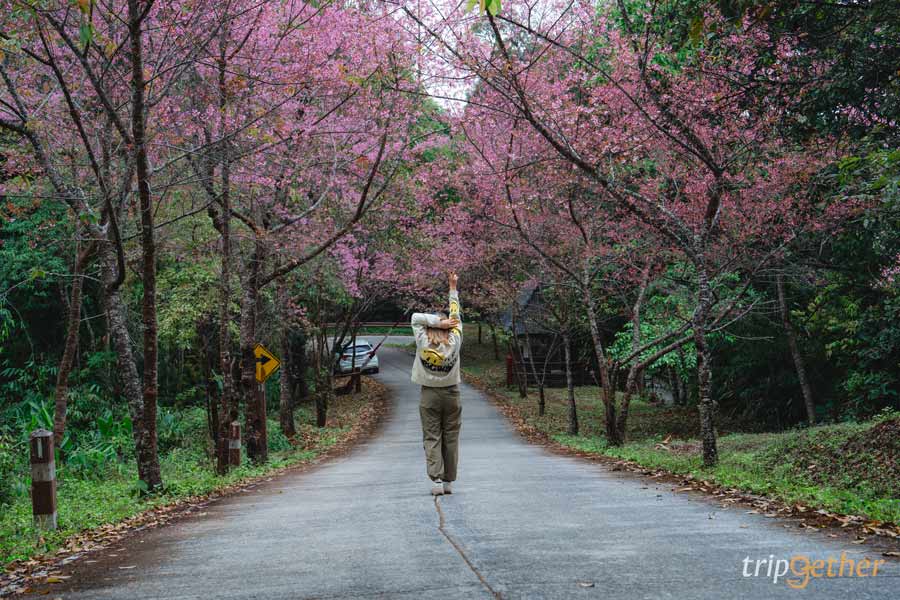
[433,496,503,599]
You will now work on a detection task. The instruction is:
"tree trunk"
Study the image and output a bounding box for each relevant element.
[100,244,160,487]
[693,266,718,466]
[564,333,578,435]
[216,224,232,476]
[53,242,91,446]
[613,258,652,445]
[581,275,618,445]
[128,0,162,490]
[615,367,639,444]
[509,340,528,398]
[478,322,482,345]
[315,373,330,428]
[239,253,262,461]
[509,309,528,398]
[211,25,236,474]
[776,273,816,425]
[278,281,296,437]
[521,313,543,414]
[490,323,499,360]
[314,330,329,427]
[538,385,545,416]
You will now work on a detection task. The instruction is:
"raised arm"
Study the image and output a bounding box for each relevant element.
[411,311,442,348]
[447,272,462,343]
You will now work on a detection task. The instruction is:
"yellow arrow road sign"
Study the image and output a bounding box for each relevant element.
[254,343,281,383]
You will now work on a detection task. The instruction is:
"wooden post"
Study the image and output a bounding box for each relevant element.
[30,429,57,530]
[352,367,362,393]
[228,421,241,467]
[257,383,268,463]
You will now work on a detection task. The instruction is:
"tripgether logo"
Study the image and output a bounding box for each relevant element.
[742,552,887,589]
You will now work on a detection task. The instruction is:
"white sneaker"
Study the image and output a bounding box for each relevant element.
[431,478,444,496]
[442,481,453,495]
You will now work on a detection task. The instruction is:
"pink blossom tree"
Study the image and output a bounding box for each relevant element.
[400,0,837,464]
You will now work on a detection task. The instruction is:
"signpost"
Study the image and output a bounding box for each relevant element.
[253,344,280,463]
[254,343,281,384]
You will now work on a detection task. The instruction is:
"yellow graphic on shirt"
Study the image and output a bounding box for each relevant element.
[421,348,445,368]
[420,347,455,373]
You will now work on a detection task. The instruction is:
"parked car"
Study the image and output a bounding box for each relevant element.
[334,339,379,374]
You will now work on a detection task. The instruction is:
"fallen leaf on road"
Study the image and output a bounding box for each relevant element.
[883,551,900,557]
[119,566,136,570]
[577,582,595,588]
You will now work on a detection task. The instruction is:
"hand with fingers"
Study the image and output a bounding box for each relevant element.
[438,318,460,330]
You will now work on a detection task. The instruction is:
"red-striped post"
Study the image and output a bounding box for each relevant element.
[228,420,241,467]
[30,429,57,530]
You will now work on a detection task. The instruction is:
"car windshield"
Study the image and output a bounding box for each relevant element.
[343,345,372,354]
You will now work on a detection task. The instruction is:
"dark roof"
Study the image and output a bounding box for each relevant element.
[500,283,553,336]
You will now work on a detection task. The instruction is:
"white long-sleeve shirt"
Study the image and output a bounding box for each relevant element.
[410,290,462,387]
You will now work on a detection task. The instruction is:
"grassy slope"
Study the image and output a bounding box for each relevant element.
[460,342,900,524]
[1,379,385,568]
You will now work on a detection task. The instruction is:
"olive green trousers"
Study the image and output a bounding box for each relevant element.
[419,385,461,482]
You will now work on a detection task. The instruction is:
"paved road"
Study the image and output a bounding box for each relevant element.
[40,344,897,599]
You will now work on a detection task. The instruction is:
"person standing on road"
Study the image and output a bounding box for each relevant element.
[411,272,463,496]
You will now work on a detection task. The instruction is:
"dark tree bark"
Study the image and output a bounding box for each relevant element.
[100,245,157,485]
[776,273,816,425]
[293,333,310,401]
[128,0,162,490]
[581,266,619,446]
[693,265,718,467]
[239,237,264,462]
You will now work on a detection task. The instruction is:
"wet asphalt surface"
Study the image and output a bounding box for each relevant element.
[29,342,898,599]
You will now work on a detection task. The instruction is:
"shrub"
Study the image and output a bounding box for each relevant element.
[157,407,209,455]
[0,434,24,505]
[267,419,293,452]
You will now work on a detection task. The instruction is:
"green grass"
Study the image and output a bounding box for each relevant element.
[1,383,380,569]
[460,342,900,524]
